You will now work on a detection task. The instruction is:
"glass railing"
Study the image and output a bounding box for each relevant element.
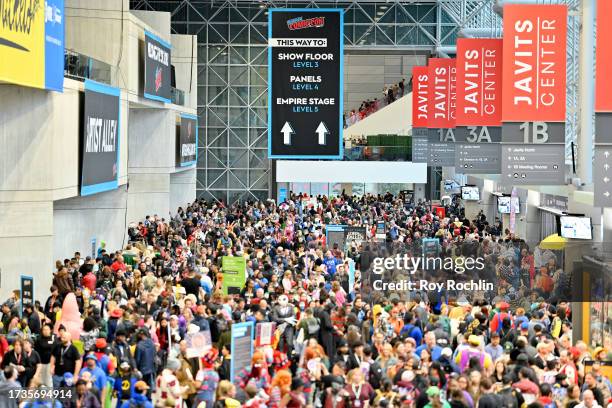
[171,87,185,105]
[343,145,412,161]
[64,49,112,84]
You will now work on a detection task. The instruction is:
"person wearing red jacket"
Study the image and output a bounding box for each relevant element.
[82,271,97,292]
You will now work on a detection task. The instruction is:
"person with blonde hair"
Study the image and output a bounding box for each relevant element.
[342,368,374,407]
[212,380,240,408]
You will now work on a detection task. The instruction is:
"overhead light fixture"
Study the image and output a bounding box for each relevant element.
[380,5,388,9]
[377,11,384,15]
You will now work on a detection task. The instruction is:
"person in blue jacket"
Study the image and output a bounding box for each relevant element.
[79,353,108,403]
[119,381,153,408]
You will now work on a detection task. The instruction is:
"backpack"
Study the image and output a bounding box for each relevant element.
[369,360,383,389]
[459,349,485,372]
[306,318,320,336]
[400,324,418,340]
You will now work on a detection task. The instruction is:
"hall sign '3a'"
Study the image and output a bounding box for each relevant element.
[268,9,344,159]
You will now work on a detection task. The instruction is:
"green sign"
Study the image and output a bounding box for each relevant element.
[221,256,247,295]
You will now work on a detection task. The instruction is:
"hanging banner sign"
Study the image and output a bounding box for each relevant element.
[427,58,456,167]
[412,66,429,163]
[456,38,502,126]
[81,80,121,196]
[268,9,344,159]
[454,39,503,175]
[501,4,567,122]
[412,66,430,128]
[427,58,457,129]
[500,5,567,186]
[595,0,612,206]
[177,114,198,167]
[144,30,172,103]
[0,0,65,91]
[596,0,612,113]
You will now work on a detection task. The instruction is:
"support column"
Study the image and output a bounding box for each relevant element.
[578,0,595,184]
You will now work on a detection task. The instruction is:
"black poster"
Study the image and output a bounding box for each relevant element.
[20,276,33,317]
[178,114,198,166]
[144,31,172,103]
[81,80,120,196]
[268,9,343,158]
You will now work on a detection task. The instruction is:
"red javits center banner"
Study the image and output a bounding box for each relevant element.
[594,0,612,207]
[596,0,612,113]
[427,58,456,129]
[427,58,457,168]
[500,4,567,186]
[412,66,429,128]
[502,4,567,122]
[411,66,429,163]
[456,38,503,127]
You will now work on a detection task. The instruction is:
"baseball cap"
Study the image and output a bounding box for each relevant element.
[84,353,97,362]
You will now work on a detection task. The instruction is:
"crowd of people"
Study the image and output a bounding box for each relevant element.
[0,192,609,408]
[345,78,409,127]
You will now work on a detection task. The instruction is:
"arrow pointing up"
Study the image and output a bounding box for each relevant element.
[605,177,610,183]
[281,122,294,145]
[605,151,611,158]
[315,121,329,145]
[605,191,610,197]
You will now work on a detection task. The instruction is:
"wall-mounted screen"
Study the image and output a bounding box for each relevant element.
[498,196,520,214]
[559,216,592,240]
[461,186,480,201]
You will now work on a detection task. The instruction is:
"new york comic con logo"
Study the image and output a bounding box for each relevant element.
[155,66,162,92]
[287,16,325,31]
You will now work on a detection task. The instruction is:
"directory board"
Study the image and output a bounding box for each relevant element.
[268,9,343,158]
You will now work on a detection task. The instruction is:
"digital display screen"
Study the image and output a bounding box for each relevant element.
[559,216,592,240]
[497,196,520,214]
[461,186,480,201]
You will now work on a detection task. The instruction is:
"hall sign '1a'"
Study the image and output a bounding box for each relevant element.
[501,4,567,186]
[268,9,344,159]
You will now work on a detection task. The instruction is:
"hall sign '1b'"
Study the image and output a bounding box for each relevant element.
[268,9,344,159]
